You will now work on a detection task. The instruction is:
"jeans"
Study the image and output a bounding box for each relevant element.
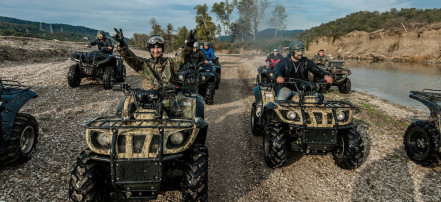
[276,87,294,101]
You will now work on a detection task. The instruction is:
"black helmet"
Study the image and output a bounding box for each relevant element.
[97,30,105,38]
[289,40,305,53]
[147,35,165,49]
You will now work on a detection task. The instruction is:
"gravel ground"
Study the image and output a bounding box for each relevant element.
[1,37,441,201]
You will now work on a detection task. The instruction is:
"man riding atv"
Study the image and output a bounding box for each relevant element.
[86,30,114,54]
[189,42,208,66]
[201,42,216,64]
[265,48,283,68]
[275,40,333,100]
[312,49,328,66]
[113,29,194,90]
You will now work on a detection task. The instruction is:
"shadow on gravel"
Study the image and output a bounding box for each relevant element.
[419,168,441,201]
[213,77,255,105]
[351,148,415,201]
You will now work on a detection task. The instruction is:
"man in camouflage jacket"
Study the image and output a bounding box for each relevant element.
[313,49,328,66]
[113,28,195,90]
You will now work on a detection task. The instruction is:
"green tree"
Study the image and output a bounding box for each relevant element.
[211,0,237,42]
[194,4,216,42]
[236,0,253,42]
[268,4,288,39]
[171,26,188,50]
[149,17,163,35]
[164,23,174,52]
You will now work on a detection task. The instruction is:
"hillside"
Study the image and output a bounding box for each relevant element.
[0,16,108,42]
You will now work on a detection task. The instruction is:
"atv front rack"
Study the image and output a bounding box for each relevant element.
[85,116,195,129]
[0,80,32,95]
[410,89,441,117]
[278,100,354,109]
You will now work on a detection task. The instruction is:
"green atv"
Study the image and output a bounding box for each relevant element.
[251,79,368,169]
[68,84,208,201]
[316,60,351,94]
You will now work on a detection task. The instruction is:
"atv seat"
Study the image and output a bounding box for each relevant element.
[135,89,160,104]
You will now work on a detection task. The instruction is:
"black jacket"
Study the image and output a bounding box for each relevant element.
[188,49,207,65]
[274,55,328,81]
[89,37,114,54]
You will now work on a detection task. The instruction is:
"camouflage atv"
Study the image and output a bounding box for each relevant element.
[251,79,368,169]
[256,65,275,85]
[68,84,208,201]
[176,63,216,105]
[316,60,351,94]
[0,79,39,165]
[68,50,126,89]
[404,89,441,166]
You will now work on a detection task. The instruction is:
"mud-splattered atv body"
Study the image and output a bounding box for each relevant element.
[0,79,39,165]
[251,79,368,169]
[68,50,126,89]
[176,63,216,105]
[256,65,275,85]
[404,89,441,166]
[69,84,208,201]
[317,60,351,93]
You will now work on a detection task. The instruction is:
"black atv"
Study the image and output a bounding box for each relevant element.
[211,57,221,89]
[404,89,441,166]
[251,79,368,169]
[176,63,216,105]
[67,49,126,89]
[256,65,275,85]
[68,84,208,201]
[0,79,39,165]
[316,60,351,93]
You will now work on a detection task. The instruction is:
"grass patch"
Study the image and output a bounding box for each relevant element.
[357,101,408,129]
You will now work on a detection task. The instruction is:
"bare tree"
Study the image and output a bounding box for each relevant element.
[268,5,288,39]
[149,17,162,35]
[251,0,269,40]
[211,0,237,42]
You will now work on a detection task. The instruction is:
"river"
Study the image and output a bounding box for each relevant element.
[344,60,441,111]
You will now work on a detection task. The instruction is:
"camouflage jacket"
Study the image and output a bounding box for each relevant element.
[117,45,188,90]
[313,55,328,66]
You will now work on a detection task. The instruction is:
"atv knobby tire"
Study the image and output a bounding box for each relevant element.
[333,126,367,169]
[251,102,262,136]
[116,65,126,82]
[102,67,114,90]
[68,64,81,88]
[182,144,208,202]
[69,149,109,201]
[404,120,440,166]
[204,82,215,105]
[338,78,351,94]
[0,113,38,165]
[215,72,220,90]
[264,125,287,168]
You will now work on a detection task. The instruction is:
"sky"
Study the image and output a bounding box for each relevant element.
[1,0,440,37]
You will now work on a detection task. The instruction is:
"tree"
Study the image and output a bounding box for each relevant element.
[269,5,288,39]
[236,0,253,42]
[164,23,174,52]
[131,33,149,47]
[149,17,162,35]
[211,0,237,42]
[250,0,269,40]
[216,24,222,41]
[171,26,188,50]
[194,4,216,42]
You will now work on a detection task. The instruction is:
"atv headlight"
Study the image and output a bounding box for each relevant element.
[170,132,185,145]
[336,111,346,121]
[286,111,298,120]
[201,76,207,81]
[96,132,111,146]
[269,73,274,78]
[178,74,185,81]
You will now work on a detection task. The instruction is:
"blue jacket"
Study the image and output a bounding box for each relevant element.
[201,47,216,60]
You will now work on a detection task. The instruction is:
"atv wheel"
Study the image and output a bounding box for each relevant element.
[333,126,367,169]
[404,121,440,166]
[204,82,215,105]
[102,67,114,90]
[116,65,126,82]
[182,144,208,202]
[69,149,109,201]
[0,113,38,165]
[319,84,330,94]
[215,71,221,89]
[67,64,81,87]
[264,125,287,168]
[251,102,262,136]
[338,78,351,94]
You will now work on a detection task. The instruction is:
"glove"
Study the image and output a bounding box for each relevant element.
[186,30,197,47]
[113,28,125,46]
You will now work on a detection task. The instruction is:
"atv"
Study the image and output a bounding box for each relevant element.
[317,60,351,94]
[176,62,216,105]
[256,65,275,85]
[211,57,221,90]
[0,79,39,165]
[404,89,441,166]
[68,84,208,201]
[251,79,368,169]
[67,49,126,89]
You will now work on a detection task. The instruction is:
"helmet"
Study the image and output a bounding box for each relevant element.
[147,35,164,49]
[97,30,105,38]
[289,40,305,53]
[204,42,209,46]
[193,42,199,48]
[273,48,279,52]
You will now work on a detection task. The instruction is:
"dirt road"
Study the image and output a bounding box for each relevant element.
[1,40,441,201]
